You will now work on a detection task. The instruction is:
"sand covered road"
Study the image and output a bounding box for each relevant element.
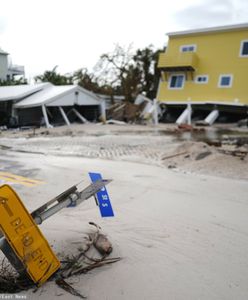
[0,151,248,300]
[0,123,247,182]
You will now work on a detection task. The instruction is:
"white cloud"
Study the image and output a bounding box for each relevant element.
[173,0,248,29]
[0,0,247,79]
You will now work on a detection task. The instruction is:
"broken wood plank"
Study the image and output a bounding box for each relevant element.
[162,151,188,160]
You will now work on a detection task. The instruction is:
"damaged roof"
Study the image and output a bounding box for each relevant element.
[0,83,50,101]
[14,84,100,108]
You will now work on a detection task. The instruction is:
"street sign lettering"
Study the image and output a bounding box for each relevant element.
[0,185,60,285]
[89,173,114,217]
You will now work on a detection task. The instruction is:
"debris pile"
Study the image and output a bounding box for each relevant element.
[176,124,205,132]
[0,223,120,299]
[0,259,33,293]
[237,118,248,128]
[161,139,248,180]
[106,101,147,123]
[162,141,214,169]
[220,135,248,159]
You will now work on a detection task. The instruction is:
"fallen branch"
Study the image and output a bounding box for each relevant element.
[70,257,121,277]
[0,222,121,300]
[162,151,188,160]
[55,278,86,299]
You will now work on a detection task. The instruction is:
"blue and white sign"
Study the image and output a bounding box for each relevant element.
[89,172,114,217]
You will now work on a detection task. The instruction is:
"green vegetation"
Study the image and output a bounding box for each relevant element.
[35,45,161,102]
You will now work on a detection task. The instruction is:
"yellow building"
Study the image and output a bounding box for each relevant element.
[157,23,248,123]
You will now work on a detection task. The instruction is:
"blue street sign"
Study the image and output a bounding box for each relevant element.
[89,172,114,217]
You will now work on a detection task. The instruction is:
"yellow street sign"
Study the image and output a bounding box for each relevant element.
[0,185,60,285]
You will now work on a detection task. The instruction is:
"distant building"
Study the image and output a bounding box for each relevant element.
[157,23,248,124]
[0,47,25,81]
[0,48,9,81]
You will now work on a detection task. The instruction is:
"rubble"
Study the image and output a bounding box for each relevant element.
[237,118,248,127]
[106,101,147,123]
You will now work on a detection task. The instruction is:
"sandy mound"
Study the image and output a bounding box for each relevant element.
[162,141,248,180]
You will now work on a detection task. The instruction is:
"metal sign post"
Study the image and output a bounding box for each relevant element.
[0,185,60,285]
[0,175,114,286]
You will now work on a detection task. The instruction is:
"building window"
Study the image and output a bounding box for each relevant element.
[218,74,233,88]
[195,75,208,84]
[240,40,248,56]
[169,74,185,89]
[180,44,197,52]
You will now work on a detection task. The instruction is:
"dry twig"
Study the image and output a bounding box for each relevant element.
[0,222,120,299]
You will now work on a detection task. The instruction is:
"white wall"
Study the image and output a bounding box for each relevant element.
[76,91,100,105]
[0,53,8,81]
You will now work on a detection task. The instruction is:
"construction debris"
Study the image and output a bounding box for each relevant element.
[176,123,205,132]
[218,148,248,159]
[106,102,147,123]
[237,118,248,128]
[162,151,188,160]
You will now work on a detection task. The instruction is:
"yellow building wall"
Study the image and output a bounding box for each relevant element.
[157,29,248,105]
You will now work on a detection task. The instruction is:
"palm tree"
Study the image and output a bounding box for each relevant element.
[35,66,73,85]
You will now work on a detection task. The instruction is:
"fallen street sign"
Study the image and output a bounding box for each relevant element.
[0,185,60,286]
[89,172,114,217]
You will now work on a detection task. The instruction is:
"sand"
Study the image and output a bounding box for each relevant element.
[0,124,247,299]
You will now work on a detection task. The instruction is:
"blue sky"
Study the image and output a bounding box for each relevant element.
[0,0,247,80]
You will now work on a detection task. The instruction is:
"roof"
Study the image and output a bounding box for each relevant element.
[0,83,50,101]
[14,84,100,108]
[77,86,101,103]
[168,23,248,37]
[14,85,76,108]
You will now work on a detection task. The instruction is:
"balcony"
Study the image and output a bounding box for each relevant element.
[8,64,25,75]
[158,52,199,72]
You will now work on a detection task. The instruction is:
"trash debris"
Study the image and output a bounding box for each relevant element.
[0,223,120,298]
[218,148,248,159]
[237,118,248,128]
[105,119,127,125]
[176,124,205,132]
[177,123,194,131]
[55,222,121,298]
[106,101,147,123]
[89,222,113,255]
[94,234,113,255]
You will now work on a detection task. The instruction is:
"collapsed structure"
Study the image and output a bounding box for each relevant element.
[0,83,105,128]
